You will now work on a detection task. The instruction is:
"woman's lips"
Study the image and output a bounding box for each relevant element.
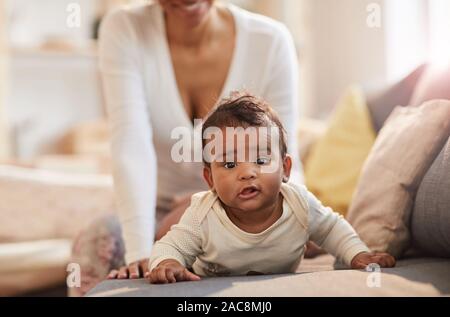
[174,1,205,14]
[238,186,260,200]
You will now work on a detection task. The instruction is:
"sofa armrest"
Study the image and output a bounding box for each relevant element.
[0,165,114,243]
[297,118,327,164]
[0,239,72,296]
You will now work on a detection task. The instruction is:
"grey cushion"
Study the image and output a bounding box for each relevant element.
[86,255,450,297]
[365,64,426,132]
[411,137,450,257]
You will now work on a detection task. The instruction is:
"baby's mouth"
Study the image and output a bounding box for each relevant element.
[238,186,260,200]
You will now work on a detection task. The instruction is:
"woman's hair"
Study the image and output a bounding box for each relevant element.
[201,92,288,164]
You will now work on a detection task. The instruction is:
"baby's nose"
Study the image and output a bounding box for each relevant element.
[238,164,258,180]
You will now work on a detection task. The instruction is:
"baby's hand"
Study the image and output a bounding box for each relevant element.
[148,259,201,284]
[350,251,396,269]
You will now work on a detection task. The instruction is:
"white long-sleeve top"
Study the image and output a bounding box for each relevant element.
[99,2,304,264]
[149,183,370,276]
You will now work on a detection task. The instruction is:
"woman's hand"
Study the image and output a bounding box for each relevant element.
[350,251,396,269]
[148,259,201,284]
[107,258,150,279]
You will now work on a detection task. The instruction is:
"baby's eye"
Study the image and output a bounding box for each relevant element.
[223,162,237,169]
[256,157,270,165]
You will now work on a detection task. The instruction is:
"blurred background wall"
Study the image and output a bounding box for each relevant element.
[0,0,449,161]
[0,0,10,160]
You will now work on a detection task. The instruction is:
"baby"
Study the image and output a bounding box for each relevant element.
[148,93,395,283]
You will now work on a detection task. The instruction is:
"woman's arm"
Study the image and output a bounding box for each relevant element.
[262,23,304,185]
[99,9,157,267]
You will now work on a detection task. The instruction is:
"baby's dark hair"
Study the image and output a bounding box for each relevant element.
[201,92,288,164]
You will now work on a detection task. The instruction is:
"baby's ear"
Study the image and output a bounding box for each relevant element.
[203,166,215,190]
[282,154,292,182]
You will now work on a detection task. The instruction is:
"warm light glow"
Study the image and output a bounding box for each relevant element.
[428,0,450,67]
[384,0,428,83]
[430,48,450,68]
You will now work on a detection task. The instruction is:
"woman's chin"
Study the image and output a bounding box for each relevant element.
[175,2,211,27]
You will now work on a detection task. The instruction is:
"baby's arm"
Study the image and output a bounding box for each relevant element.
[302,186,395,268]
[148,204,203,283]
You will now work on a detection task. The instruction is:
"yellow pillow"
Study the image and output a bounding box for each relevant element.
[304,86,376,216]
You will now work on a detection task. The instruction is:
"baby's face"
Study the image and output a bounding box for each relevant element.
[203,127,291,212]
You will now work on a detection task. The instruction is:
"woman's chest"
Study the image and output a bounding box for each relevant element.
[170,42,235,121]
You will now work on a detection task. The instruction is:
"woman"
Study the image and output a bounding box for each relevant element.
[71,0,303,294]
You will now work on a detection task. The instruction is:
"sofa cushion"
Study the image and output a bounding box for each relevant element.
[86,255,450,297]
[410,64,450,106]
[366,64,426,131]
[411,137,450,257]
[304,86,376,216]
[346,100,450,258]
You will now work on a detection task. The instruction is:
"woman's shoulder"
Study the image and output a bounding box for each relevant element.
[100,2,161,37]
[229,4,292,42]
